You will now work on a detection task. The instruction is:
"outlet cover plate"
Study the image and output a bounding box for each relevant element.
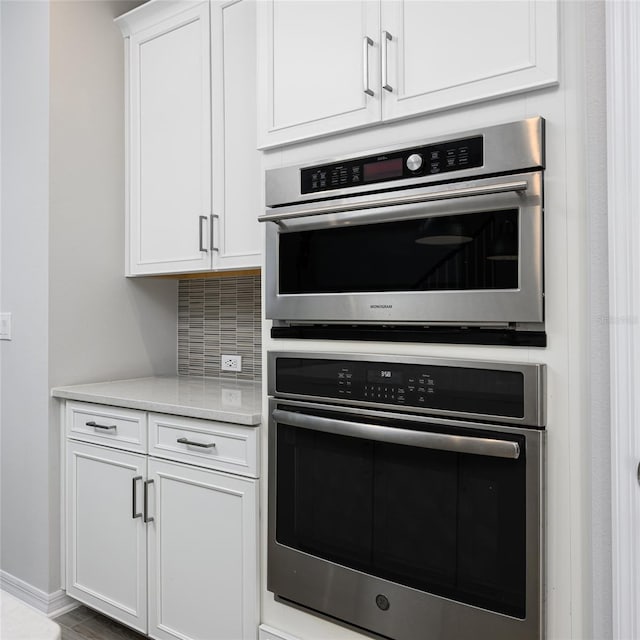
[221,354,242,372]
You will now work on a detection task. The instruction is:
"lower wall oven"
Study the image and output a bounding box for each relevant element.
[267,352,545,640]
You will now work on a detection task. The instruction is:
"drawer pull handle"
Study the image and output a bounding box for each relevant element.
[177,437,216,449]
[86,421,117,431]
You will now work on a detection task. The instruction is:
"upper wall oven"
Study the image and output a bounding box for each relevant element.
[260,117,545,346]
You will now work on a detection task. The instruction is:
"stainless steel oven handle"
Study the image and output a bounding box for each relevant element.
[258,180,528,223]
[272,409,520,459]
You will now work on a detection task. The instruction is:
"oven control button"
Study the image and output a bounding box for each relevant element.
[375,594,390,611]
[406,153,423,172]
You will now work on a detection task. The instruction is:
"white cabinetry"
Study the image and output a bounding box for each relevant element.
[148,458,257,640]
[126,2,212,275]
[257,0,381,145]
[258,0,558,147]
[63,401,259,640]
[379,0,558,122]
[66,441,148,632]
[117,0,260,276]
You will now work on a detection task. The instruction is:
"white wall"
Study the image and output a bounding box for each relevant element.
[259,2,611,639]
[1,0,177,602]
[49,0,176,388]
[584,2,612,637]
[0,0,52,595]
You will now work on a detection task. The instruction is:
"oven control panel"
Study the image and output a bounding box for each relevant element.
[300,135,483,195]
[276,357,525,418]
[341,365,435,406]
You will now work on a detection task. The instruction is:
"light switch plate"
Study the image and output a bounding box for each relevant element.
[0,313,12,340]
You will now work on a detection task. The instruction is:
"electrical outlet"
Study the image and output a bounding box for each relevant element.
[222,388,242,407]
[221,354,242,372]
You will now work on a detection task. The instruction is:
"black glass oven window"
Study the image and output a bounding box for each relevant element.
[279,210,519,294]
[276,418,527,618]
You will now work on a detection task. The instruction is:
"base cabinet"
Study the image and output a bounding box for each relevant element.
[148,458,258,640]
[66,442,148,633]
[64,403,259,640]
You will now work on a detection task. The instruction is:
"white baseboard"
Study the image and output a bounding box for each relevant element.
[0,570,78,618]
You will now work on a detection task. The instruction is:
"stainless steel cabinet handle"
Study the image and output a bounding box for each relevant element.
[382,30,392,92]
[86,421,117,431]
[363,36,374,96]
[259,180,529,223]
[198,215,208,252]
[272,409,521,460]
[210,213,219,252]
[177,437,216,449]
[143,479,154,523]
[132,476,142,520]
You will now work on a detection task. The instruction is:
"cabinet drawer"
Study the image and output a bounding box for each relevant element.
[149,413,258,478]
[66,402,147,453]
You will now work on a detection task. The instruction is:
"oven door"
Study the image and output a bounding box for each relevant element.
[267,398,544,640]
[262,171,543,326]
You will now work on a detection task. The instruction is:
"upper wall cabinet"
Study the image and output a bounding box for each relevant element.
[117,0,261,276]
[257,0,381,147]
[257,0,558,148]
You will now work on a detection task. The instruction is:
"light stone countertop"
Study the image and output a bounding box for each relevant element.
[51,375,263,426]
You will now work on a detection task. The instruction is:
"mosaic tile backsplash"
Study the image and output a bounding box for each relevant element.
[178,275,261,381]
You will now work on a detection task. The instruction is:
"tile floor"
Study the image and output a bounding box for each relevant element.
[54,606,148,640]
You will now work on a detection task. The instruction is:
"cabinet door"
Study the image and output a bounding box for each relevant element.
[147,458,258,640]
[211,0,261,270]
[128,2,212,275]
[257,0,381,148]
[380,0,558,121]
[66,442,147,633]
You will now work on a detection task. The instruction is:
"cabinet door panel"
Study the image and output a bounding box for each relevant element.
[381,0,558,120]
[212,0,261,270]
[258,0,381,147]
[148,459,258,640]
[66,442,147,633]
[129,3,212,275]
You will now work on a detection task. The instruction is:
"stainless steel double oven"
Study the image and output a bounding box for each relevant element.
[261,117,545,345]
[267,352,545,640]
[264,117,548,640]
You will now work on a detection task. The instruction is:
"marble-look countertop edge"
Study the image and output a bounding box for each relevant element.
[51,377,263,426]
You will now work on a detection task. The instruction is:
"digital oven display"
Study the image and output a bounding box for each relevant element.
[299,135,484,194]
[367,368,404,385]
[363,157,404,182]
